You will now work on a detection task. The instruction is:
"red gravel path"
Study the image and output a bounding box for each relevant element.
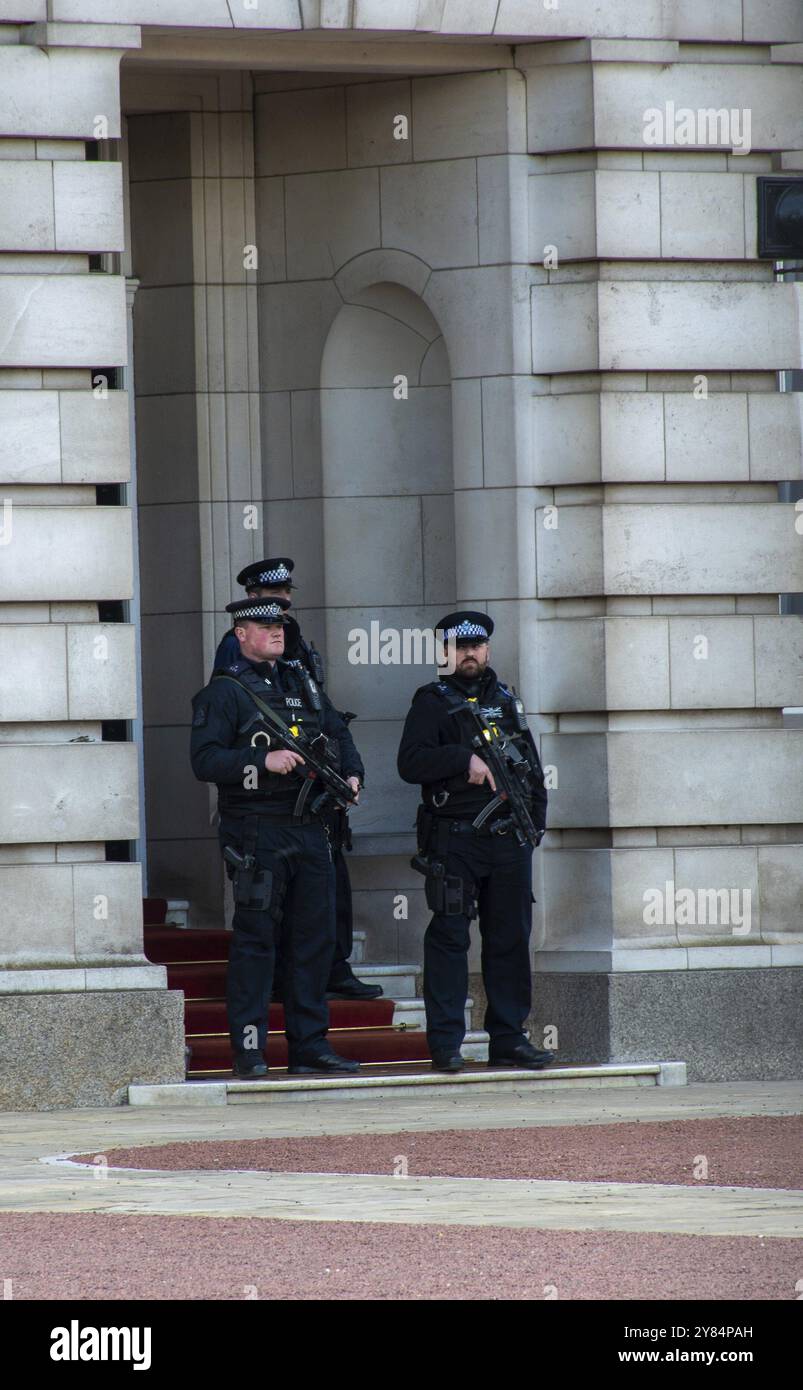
[0,1212,796,1300]
[71,1116,803,1190]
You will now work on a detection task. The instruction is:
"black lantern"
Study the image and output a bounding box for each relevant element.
[757,176,803,258]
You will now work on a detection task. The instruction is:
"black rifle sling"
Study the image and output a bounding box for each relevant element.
[214,670,306,741]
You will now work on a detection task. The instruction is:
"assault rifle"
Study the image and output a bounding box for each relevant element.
[462,697,543,848]
[213,674,359,818]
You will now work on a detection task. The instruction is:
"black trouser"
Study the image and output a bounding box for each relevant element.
[423,822,534,1056]
[219,814,335,1063]
[328,846,354,983]
[274,841,354,991]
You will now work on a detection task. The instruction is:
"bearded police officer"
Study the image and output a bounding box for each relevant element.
[397,611,553,1074]
[191,597,364,1078]
[212,557,381,1004]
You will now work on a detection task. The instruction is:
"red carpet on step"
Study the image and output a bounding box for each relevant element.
[143,913,430,1075]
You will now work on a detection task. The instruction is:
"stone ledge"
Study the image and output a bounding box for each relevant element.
[0,965,166,993]
[21,22,141,48]
[129,1060,676,1107]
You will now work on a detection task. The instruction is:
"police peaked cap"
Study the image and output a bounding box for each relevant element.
[226,597,291,625]
[236,557,297,589]
[437,610,494,644]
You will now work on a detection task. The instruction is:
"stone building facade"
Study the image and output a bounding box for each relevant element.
[0,0,801,1108]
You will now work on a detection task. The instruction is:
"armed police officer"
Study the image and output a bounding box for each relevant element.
[191,596,364,1078]
[212,557,381,1003]
[213,557,325,683]
[397,611,553,1075]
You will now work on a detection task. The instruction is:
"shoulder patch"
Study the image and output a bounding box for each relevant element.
[192,704,209,728]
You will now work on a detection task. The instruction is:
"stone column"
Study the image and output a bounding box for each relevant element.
[0,19,183,1109]
[125,70,264,927]
[518,34,803,1080]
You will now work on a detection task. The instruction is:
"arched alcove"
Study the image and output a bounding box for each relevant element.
[320,282,456,836]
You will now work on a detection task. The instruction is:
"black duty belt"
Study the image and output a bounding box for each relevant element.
[220,806,322,827]
[437,817,505,836]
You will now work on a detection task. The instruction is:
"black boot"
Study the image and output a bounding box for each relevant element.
[233,1050,268,1078]
[487,1040,555,1070]
[288,1050,360,1075]
[431,1051,465,1074]
[326,971,383,1000]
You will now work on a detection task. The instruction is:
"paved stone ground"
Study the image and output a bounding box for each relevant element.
[0,1081,800,1301]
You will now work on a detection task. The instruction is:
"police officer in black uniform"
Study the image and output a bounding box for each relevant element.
[191,596,364,1078]
[397,611,554,1074]
[212,558,382,1003]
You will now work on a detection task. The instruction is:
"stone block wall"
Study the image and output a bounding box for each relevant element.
[520,35,803,989]
[0,19,183,1106]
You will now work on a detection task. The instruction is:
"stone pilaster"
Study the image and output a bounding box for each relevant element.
[0,19,183,1108]
[517,33,803,1077]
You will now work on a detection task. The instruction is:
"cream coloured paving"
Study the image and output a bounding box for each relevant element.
[2,1078,800,1156]
[4,1163,803,1238]
[0,1082,800,1238]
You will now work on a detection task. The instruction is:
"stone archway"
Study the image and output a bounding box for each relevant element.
[319,281,455,838]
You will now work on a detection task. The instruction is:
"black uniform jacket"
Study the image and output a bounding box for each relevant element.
[190,655,364,820]
[397,666,547,829]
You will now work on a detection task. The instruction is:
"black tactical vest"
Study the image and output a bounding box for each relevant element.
[420,676,544,819]
[213,658,335,815]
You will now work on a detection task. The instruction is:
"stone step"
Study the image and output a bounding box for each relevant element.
[128,1061,687,1107]
[354,963,418,999]
[350,930,366,965]
[393,997,474,1032]
[164,899,190,929]
[461,1030,490,1062]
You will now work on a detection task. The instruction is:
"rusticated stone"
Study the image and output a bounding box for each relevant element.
[0,989,185,1111]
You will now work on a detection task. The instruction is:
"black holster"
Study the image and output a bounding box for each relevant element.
[223,824,288,921]
[410,805,465,916]
[421,860,465,915]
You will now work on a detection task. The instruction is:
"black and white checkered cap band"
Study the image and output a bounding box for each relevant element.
[230,602,287,622]
[444,620,488,640]
[255,564,292,584]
